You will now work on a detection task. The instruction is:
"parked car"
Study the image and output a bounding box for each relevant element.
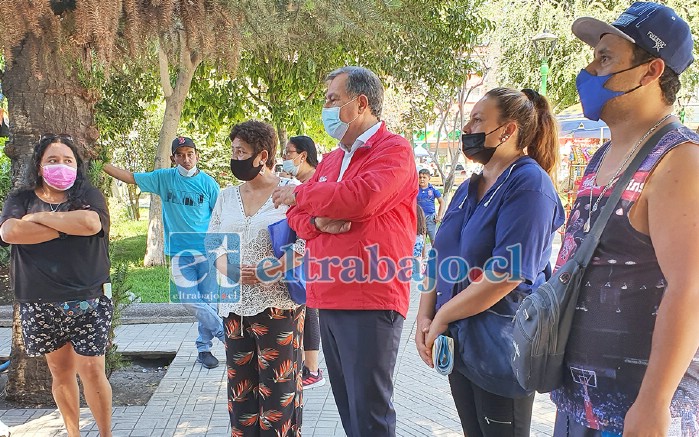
[430,163,468,187]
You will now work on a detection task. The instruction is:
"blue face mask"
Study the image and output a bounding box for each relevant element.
[282,158,300,176]
[321,97,359,141]
[576,63,645,121]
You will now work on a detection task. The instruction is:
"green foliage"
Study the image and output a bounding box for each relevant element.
[181,0,496,169]
[124,266,170,303]
[0,148,12,211]
[96,63,161,143]
[359,0,494,183]
[88,159,111,197]
[235,43,346,145]
[485,0,618,110]
[182,42,347,166]
[96,65,162,216]
[110,218,170,303]
[104,262,132,376]
[0,245,8,268]
[665,1,699,95]
[376,0,493,92]
[183,0,487,166]
[488,0,699,110]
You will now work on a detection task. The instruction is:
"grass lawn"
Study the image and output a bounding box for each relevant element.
[110,218,171,303]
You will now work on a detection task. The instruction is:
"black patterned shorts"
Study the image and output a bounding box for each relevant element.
[19,295,113,357]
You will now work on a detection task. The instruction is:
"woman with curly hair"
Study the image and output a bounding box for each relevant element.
[207,120,304,436]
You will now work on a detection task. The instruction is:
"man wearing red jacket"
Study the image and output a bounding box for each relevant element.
[273,66,417,437]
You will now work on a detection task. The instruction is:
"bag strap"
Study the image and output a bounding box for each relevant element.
[573,121,682,266]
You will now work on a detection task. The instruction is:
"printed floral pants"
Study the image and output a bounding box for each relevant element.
[224,306,305,437]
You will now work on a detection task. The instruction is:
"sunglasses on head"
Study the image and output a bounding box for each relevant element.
[39,133,74,142]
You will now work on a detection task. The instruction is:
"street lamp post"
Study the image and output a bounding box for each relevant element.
[679,91,693,124]
[532,30,558,96]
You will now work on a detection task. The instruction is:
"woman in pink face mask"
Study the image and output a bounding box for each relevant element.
[0,134,113,437]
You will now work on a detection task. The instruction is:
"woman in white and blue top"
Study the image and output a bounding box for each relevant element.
[206,121,304,437]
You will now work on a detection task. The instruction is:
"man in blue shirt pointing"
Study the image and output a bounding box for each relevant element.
[104,136,224,369]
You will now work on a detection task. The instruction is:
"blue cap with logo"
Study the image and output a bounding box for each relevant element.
[171,136,197,154]
[572,2,694,74]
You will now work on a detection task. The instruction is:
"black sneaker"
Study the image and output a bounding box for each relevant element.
[197,351,219,369]
[302,366,326,389]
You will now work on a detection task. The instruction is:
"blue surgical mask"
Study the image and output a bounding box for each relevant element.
[282,159,300,176]
[321,97,359,140]
[576,63,645,121]
[177,164,197,177]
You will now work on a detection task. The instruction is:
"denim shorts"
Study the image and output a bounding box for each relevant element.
[19,295,113,357]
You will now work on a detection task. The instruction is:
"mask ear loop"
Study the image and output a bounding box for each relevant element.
[606,61,651,94]
[343,96,362,125]
[483,123,509,146]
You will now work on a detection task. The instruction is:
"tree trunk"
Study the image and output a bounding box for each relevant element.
[143,40,202,266]
[127,185,140,221]
[2,34,99,404]
[276,124,287,152]
[7,303,54,405]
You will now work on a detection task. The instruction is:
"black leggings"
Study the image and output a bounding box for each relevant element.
[448,370,535,437]
[303,306,321,351]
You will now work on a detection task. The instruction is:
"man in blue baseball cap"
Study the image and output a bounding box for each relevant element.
[550,3,699,436]
[104,137,224,369]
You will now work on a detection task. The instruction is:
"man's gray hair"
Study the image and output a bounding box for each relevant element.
[326,66,384,118]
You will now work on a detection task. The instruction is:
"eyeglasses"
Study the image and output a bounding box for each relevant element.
[282,148,299,159]
[40,133,74,142]
[231,149,253,159]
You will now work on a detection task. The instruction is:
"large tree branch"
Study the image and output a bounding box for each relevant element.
[244,83,267,106]
[177,29,187,69]
[190,50,202,69]
[306,82,321,101]
[158,39,173,98]
[431,98,455,181]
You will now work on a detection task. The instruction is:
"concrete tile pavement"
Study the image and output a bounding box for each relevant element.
[0,284,559,436]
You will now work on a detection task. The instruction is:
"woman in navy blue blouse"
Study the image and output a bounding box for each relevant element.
[415,88,565,436]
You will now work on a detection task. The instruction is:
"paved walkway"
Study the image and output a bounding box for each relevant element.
[0,286,557,436]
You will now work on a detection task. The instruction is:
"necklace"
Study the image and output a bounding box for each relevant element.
[41,189,66,213]
[49,201,64,212]
[584,113,672,233]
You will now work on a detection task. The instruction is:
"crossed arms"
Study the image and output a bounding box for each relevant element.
[1,210,101,244]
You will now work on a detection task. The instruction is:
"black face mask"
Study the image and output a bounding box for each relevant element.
[230,156,264,181]
[461,125,506,165]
